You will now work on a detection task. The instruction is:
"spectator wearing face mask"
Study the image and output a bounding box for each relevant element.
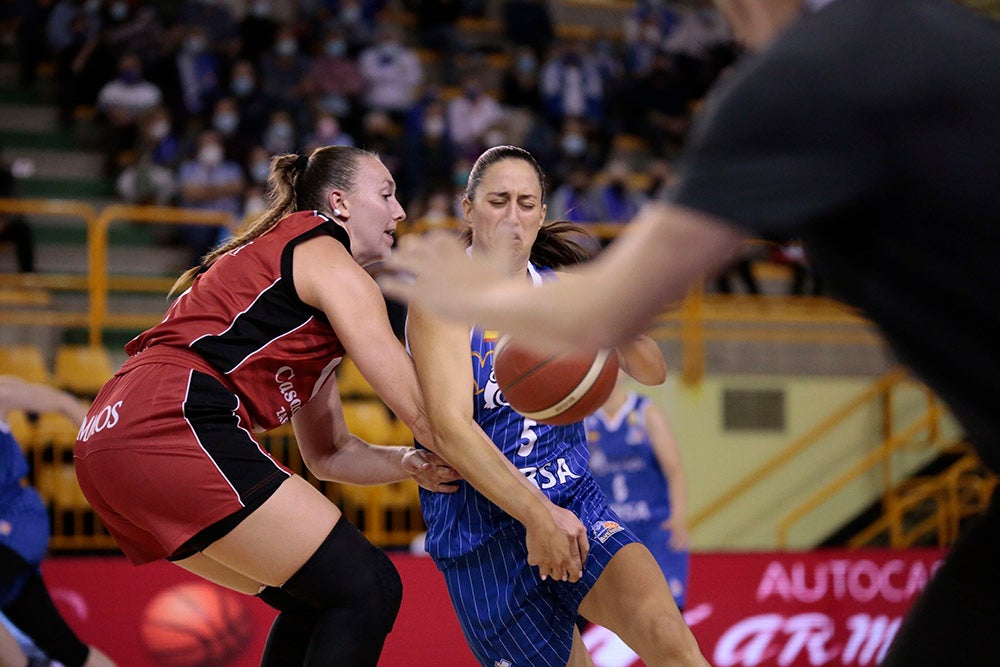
[304,27,364,136]
[238,0,279,64]
[96,51,163,176]
[175,129,244,265]
[227,59,275,141]
[500,45,542,113]
[403,92,455,204]
[210,96,253,165]
[261,109,298,155]
[539,40,604,129]
[357,24,423,121]
[446,78,505,159]
[303,111,355,154]
[169,24,223,124]
[173,0,240,61]
[258,23,311,126]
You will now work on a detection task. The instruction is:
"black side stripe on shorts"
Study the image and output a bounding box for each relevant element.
[183,370,289,505]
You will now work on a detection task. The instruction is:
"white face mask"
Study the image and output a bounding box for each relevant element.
[275,39,297,57]
[198,143,223,166]
[149,120,169,140]
[424,117,445,138]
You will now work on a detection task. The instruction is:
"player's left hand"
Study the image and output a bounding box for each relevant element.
[404,447,462,492]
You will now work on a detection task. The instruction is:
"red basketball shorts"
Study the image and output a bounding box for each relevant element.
[74,352,291,565]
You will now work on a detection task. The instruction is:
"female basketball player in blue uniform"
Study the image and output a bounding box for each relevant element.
[406,145,708,667]
[584,375,691,610]
[0,376,116,667]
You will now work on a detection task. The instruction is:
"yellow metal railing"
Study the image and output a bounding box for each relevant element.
[87,204,235,345]
[688,370,946,544]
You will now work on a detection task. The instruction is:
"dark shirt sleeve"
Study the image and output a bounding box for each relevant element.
[669,33,888,241]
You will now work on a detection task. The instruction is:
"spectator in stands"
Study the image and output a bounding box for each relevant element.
[302,110,355,154]
[260,109,298,156]
[623,0,682,76]
[499,45,543,114]
[46,0,102,128]
[406,0,464,83]
[357,24,424,121]
[167,24,224,125]
[175,129,244,264]
[0,376,117,667]
[446,78,505,159]
[227,59,274,141]
[236,0,279,65]
[115,153,176,206]
[402,92,456,204]
[550,116,605,186]
[210,96,253,166]
[74,145,459,666]
[172,0,240,61]
[13,0,52,90]
[596,160,644,224]
[94,0,165,77]
[95,51,163,176]
[768,240,824,296]
[540,40,605,129]
[304,26,365,134]
[258,23,311,126]
[0,146,34,274]
[550,163,603,225]
[501,0,554,60]
[135,106,183,169]
[628,49,693,158]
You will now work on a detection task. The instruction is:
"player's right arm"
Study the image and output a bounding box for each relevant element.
[407,304,589,582]
[382,202,747,353]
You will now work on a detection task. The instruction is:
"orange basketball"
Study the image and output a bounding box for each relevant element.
[493,335,619,426]
[140,582,252,667]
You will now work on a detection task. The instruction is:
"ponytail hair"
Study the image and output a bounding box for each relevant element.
[170,145,376,296]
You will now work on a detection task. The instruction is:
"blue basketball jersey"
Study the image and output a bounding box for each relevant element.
[584,393,672,528]
[0,421,30,508]
[418,263,594,559]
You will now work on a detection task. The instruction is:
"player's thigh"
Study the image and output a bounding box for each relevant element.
[578,542,678,631]
[201,475,341,587]
[173,552,263,595]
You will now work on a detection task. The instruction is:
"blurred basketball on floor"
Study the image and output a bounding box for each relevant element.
[493,335,619,426]
[140,582,252,667]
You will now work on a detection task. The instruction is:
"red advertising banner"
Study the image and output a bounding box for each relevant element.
[35,549,944,667]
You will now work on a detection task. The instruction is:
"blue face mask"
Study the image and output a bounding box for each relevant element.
[250,161,270,184]
[231,76,254,96]
[120,70,140,84]
[325,40,347,58]
[213,111,239,134]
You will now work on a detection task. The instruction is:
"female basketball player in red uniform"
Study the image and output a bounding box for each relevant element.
[73,146,464,666]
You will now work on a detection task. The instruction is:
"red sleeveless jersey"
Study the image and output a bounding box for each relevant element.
[126,210,349,431]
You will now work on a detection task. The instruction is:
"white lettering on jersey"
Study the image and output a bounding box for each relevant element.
[274,366,303,424]
[77,401,123,442]
[519,457,582,490]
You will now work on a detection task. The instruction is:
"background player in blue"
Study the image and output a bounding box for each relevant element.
[0,376,116,667]
[585,374,691,610]
[406,145,708,667]
[382,1,1000,664]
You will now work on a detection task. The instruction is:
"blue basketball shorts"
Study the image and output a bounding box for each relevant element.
[0,488,49,607]
[435,482,639,667]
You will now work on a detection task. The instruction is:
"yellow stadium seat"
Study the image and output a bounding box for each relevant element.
[54,345,115,396]
[34,412,81,449]
[341,400,396,444]
[5,409,34,448]
[0,345,51,384]
[34,463,90,508]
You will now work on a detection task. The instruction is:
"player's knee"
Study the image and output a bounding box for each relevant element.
[271,519,402,632]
